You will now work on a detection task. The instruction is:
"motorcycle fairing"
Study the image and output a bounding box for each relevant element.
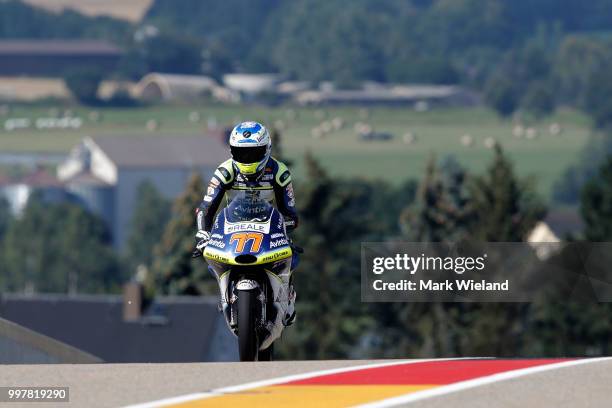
[202,197,292,347]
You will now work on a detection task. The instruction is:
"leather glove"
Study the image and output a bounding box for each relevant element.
[195,230,211,252]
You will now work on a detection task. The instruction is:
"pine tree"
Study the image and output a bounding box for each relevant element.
[270,127,292,165]
[470,143,545,241]
[278,153,375,359]
[581,156,612,240]
[150,172,214,296]
[400,155,476,242]
[126,181,171,271]
[2,195,120,293]
[460,144,545,356]
[0,197,10,284]
[0,197,10,239]
[390,156,477,357]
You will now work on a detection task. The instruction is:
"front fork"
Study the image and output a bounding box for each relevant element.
[213,266,290,347]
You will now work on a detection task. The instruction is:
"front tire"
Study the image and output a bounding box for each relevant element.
[259,343,273,361]
[237,289,258,361]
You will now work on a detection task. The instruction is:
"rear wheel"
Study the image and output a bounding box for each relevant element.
[258,343,273,361]
[237,289,258,361]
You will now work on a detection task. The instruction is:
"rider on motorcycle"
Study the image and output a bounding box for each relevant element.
[195,121,298,326]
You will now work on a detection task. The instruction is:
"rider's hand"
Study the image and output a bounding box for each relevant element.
[195,230,211,252]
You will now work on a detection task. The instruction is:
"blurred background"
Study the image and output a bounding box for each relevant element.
[1,0,612,363]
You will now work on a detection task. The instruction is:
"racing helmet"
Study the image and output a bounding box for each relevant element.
[229,121,272,178]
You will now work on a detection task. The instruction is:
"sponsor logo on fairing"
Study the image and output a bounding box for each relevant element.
[271,232,285,239]
[270,238,289,248]
[224,221,270,234]
[208,239,226,248]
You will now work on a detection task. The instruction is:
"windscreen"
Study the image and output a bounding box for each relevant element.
[225,191,273,223]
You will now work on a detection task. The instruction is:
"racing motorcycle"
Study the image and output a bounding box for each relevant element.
[193,191,299,361]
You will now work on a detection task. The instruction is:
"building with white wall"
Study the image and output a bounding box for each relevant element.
[57,135,228,249]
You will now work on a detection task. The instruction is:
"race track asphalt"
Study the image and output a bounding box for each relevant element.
[0,358,610,407]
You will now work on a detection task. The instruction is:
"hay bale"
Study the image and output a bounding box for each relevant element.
[512,125,524,138]
[525,127,538,139]
[189,111,201,123]
[484,137,496,149]
[146,119,159,131]
[403,132,417,145]
[460,134,474,147]
[549,122,562,135]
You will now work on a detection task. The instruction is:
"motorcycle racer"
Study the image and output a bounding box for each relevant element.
[195,121,298,326]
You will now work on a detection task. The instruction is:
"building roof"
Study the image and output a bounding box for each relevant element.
[544,208,584,239]
[90,135,229,168]
[18,168,63,187]
[223,73,282,93]
[0,173,11,186]
[64,171,110,186]
[135,73,219,101]
[21,0,153,23]
[0,40,123,56]
[295,86,467,104]
[0,293,236,363]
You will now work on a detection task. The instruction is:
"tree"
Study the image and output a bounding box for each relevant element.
[484,74,519,117]
[0,197,10,241]
[470,144,545,241]
[63,69,104,105]
[126,181,171,271]
[581,156,612,241]
[2,195,121,293]
[400,155,476,242]
[270,128,292,166]
[521,80,556,118]
[150,173,213,296]
[278,154,382,359]
[583,70,612,129]
[140,34,203,75]
[381,157,478,358]
[554,36,612,106]
[0,197,11,281]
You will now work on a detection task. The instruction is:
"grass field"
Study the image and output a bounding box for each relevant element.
[0,104,593,199]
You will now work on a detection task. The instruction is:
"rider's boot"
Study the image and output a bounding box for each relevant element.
[283,285,296,327]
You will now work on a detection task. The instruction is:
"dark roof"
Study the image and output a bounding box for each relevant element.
[0,173,11,186]
[544,207,584,238]
[0,293,235,363]
[91,134,229,168]
[19,168,63,187]
[0,40,123,56]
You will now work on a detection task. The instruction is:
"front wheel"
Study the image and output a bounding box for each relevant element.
[258,343,273,361]
[237,289,258,361]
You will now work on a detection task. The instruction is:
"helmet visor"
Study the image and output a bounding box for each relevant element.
[231,145,267,164]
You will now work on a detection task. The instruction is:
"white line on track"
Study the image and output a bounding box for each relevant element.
[354,357,612,408]
[124,357,610,408]
[124,358,456,407]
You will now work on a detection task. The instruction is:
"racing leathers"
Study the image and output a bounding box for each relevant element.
[196,156,298,326]
[196,156,298,233]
